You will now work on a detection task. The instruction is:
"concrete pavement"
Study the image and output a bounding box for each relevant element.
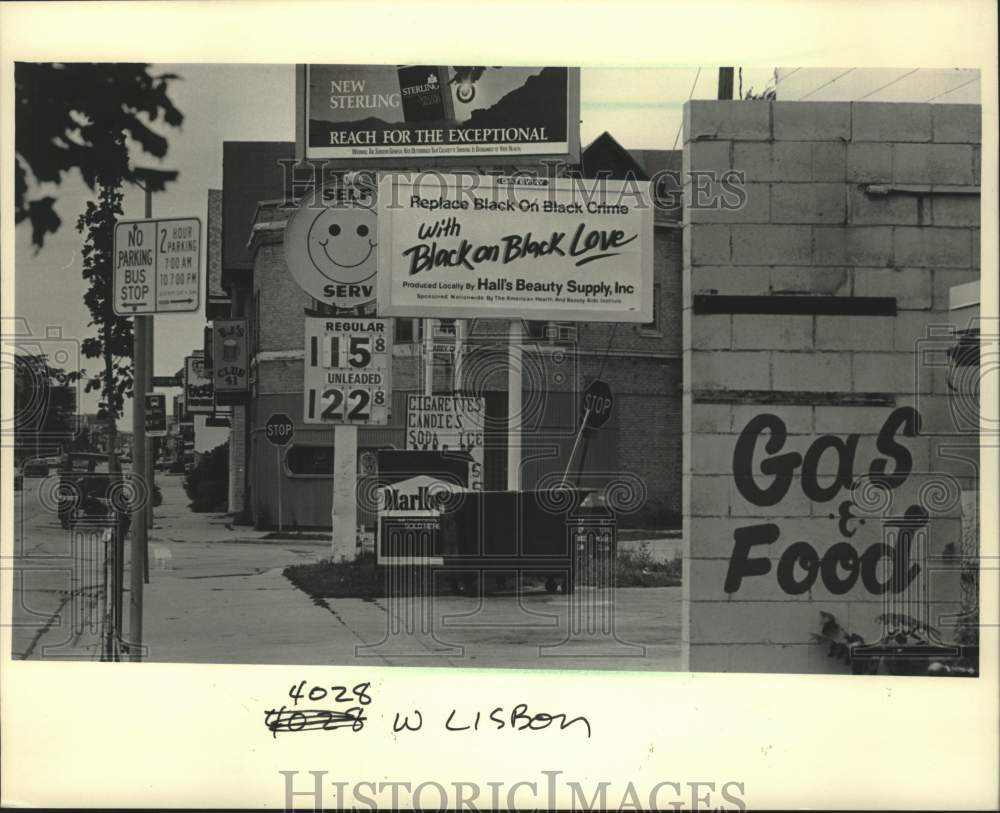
[14,473,683,671]
[9,475,110,660]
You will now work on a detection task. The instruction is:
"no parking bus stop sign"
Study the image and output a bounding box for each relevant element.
[113,217,201,315]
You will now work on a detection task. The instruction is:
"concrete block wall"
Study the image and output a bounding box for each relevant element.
[682,100,980,674]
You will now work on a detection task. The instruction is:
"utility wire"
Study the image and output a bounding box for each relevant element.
[774,67,802,90]
[672,66,702,150]
[798,67,855,100]
[927,75,979,102]
[773,66,802,87]
[856,68,920,101]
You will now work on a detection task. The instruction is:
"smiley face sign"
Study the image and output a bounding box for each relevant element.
[284,183,378,308]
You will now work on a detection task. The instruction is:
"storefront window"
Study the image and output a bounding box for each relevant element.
[395,318,421,343]
[284,444,334,476]
[283,444,398,478]
[641,283,662,335]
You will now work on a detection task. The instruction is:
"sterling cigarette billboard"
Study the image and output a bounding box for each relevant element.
[376,172,654,322]
[298,65,580,163]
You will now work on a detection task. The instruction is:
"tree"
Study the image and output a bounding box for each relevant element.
[13,352,82,463]
[76,153,134,468]
[14,62,183,248]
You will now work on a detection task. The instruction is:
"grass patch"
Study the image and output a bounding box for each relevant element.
[617,528,682,542]
[263,531,330,541]
[285,546,682,599]
[285,554,385,599]
[614,544,682,587]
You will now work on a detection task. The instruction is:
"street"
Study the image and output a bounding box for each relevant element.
[12,473,682,670]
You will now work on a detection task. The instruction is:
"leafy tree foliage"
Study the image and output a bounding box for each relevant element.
[76,168,134,428]
[13,352,82,461]
[14,62,183,248]
[183,441,229,513]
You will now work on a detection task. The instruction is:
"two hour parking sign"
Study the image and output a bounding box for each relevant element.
[113,217,202,316]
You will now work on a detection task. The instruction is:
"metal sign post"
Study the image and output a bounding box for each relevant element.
[264,413,294,533]
[129,312,148,659]
[562,380,615,486]
[562,407,591,487]
[301,314,391,561]
[276,446,283,532]
[114,201,201,661]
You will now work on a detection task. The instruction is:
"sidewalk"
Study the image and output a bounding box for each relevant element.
[143,475,365,663]
[140,476,683,670]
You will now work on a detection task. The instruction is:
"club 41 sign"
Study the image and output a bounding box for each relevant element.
[303,317,391,425]
[284,183,377,309]
[376,172,653,321]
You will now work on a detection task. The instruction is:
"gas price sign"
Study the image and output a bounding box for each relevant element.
[303,317,392,425]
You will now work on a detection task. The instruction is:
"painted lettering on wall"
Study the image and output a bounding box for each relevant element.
[724,406,927,596]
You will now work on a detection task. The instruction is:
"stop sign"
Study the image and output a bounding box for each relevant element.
[581,380,614,430]
[265,413,295,446]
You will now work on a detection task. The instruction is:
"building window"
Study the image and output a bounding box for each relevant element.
[641,283,661,336]
[435,318,456,336]
[285,444,334,477]
[283,444,397,478]
[395,318,422,343]
[311,299,337,316]
[525,321,547,340]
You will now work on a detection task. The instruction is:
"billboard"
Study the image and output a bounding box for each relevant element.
[376,172,654,321]
[183,351,213,415]
[298,65,580,163]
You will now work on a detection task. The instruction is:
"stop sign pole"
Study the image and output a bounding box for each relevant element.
[561,405,592,487]
[562,379,614,487]
[266,414,294,532]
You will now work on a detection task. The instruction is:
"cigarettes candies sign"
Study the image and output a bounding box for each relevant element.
[304,317,392,425]
[406,395,486,490]
[299,65,579,163]
[284,183,378,309]
[376,173,654,322]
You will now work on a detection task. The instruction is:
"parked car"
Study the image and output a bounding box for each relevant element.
[21,458,50,477]
[56,453,162,527]
[57,453,120,529]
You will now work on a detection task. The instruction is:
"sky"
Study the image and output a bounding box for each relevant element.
[13,65,981,424]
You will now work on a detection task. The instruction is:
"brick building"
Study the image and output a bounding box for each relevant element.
[681,100,981,673]
[216,136,685,531]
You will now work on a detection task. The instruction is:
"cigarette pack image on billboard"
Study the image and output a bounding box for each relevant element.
[299,65,580,163]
